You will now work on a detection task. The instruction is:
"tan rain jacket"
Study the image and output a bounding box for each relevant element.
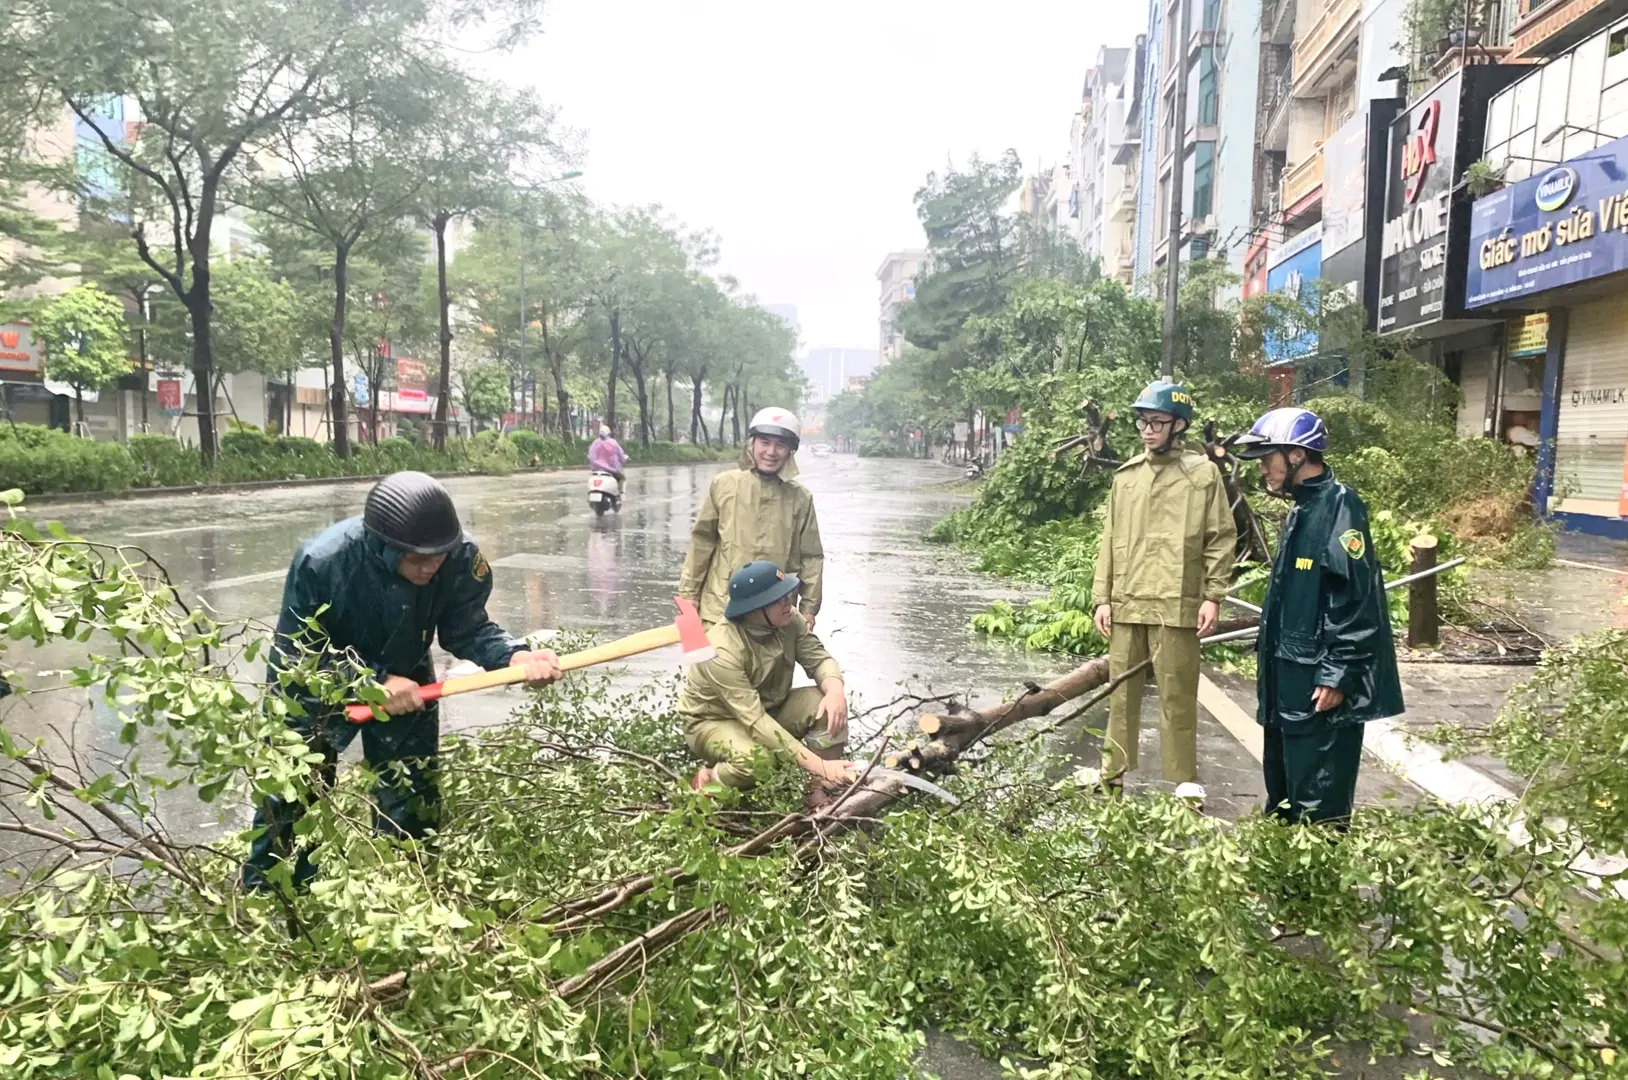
[677,615,843,754]
[678,448,824,624]
[1091,443,1237,628]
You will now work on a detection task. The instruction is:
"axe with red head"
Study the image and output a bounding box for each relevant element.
[344,597,715,723]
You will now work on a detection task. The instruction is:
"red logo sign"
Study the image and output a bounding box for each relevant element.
[395,356,427,402]
[0,331,17,348]
[1401,99,1442,204]
[156,379,182,414]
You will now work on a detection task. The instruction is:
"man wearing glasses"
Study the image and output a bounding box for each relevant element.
[1091,380,1237,801]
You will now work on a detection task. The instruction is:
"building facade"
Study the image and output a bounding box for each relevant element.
[801,347,879,404]
[876,250,926,364]
[1072,48,1137,281]
[1465,4,1628,536]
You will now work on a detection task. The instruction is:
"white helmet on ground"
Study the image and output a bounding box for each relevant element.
[747,407,800,451]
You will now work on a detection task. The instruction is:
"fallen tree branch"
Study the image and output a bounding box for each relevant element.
[555,903,725,1003]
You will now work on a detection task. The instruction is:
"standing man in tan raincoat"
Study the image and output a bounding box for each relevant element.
[1091,380,1237,800]
[681,561,854,808]
[679,407,824,628]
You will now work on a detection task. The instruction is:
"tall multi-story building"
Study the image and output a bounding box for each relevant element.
[876,250,926,364]
[1133,0,1168,292]
[1148,0,1224,279]
[801,346,879,403]
[1072,48,1136,282]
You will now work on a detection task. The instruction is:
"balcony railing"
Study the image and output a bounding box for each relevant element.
[1292,0,1362,89]
[1281,147,1325,209]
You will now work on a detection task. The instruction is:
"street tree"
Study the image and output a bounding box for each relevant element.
[414,76,563,449]
[32,284,129,429]
[0,163,69,315]
[145,259,302,428]
[3,0,441,461]
[242,74,431,457]
[608,209,714,447]
[898,150,1026,359]
[54,219,170,431]
[459,362,511,431]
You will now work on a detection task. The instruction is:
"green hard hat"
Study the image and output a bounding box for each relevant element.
[724,560,801,621]
[1132,379,1194,422]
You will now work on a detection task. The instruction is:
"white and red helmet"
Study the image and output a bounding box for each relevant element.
[748,407,800,451]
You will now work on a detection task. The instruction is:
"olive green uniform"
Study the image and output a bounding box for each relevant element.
[678,448,824,626]
[678,615,842,790]
[1091,442,1237,783]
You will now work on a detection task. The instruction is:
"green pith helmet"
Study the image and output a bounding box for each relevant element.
[1132,380,1195,423]
[724,560,802,621]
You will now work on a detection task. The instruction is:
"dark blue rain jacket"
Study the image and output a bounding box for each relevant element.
[269,517,521,719]
[1257,470,1404,730]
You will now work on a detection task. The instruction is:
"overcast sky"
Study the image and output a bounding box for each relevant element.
[493,1,1149,352]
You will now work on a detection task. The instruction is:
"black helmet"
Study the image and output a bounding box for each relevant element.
[363,471,462,554]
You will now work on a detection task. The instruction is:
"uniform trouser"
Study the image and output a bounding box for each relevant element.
[1262,720,1364,827]
[1104,621,1201,784]
[685,686,837,790]
[241,707,440,891]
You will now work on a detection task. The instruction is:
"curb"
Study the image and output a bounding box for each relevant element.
[19,456,735,508]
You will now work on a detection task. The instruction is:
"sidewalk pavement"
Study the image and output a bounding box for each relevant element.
[1057,541,1627,822]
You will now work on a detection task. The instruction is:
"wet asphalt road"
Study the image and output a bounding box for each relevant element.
[2,454,1487,1078]
[4,453,1279,822]
[17,454,1072,733]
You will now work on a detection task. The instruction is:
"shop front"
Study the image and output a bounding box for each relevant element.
[1377,67,1522,432]
[1466,129,1628,537]
[1264,224,1325,404]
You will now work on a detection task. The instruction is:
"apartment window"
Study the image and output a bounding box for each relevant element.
[1194,47,1218,126]
[1202,0,1221,32]
[1191,142,1215,221]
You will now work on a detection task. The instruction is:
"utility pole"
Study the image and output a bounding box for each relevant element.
[519,233,527,421]
[1160,0,1193,379]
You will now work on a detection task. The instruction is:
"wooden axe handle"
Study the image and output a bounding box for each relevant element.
[344,623,683,722]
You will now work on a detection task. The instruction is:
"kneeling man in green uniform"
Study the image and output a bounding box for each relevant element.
[680,561,854,808]
[1232,407,1404,826]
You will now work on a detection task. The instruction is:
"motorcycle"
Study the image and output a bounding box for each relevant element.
[964,460,984,480]
[587,471,622,516]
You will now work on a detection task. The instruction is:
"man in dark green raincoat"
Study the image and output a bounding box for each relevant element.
[1231,408,1403,826]
[241,471,560,890]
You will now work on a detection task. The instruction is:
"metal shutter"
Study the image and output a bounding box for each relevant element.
[1555,298,1628,502]
[1457,354,1489,439]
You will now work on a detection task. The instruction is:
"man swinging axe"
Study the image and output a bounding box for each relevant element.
[242,471,561,891]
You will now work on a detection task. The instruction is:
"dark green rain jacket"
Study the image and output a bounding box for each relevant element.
[270,517,522,722]
[1257,470,1404,729]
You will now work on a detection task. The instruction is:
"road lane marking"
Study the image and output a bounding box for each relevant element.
[1196,675,1264,761]
[199,569,287,590]
[128,523,231,537]
[1199,673,1628,900]
[1554,558,1628,577]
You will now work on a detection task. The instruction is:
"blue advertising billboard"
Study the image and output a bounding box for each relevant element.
[1465,132,1628,308]
[1265,225,1322,363]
